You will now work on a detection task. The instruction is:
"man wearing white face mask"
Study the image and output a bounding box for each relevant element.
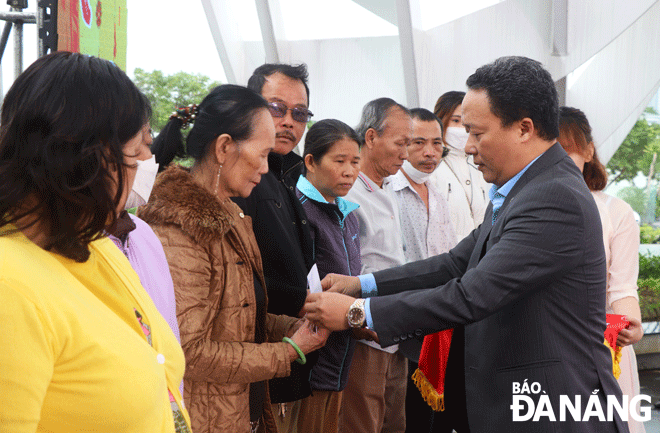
[108,126,182,352]
[431,91,490,240]
[390,108,457,433]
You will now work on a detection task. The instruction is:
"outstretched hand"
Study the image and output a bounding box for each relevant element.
[302,292,356,331]
[290,318,329,359]
[617,316,644,347]
[286,318,305,337]
[321,273,362,297]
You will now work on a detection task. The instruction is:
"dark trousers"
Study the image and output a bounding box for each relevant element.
[405,359,435,433]
[405,327,470,433]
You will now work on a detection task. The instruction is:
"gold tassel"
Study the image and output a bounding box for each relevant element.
[603,338,623,380]
[412,368,445,412]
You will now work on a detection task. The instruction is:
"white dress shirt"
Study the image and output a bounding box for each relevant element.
[390,169,457,263]
[345,172,406,353]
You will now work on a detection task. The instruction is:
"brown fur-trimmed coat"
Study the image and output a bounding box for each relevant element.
[139,165,297,433]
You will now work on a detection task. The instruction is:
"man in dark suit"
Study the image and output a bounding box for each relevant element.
[303,56,628,433]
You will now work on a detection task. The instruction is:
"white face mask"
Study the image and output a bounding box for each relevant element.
[402,160,433,184]
[124,155,159,209]
[444,127,470,151]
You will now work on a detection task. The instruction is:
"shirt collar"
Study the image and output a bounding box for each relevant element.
[107,210,137,242]
[356,171,391,192]
[488,154,542,202]
[390,170,413,192]
[445,145,468,159]
[296,175,359,218]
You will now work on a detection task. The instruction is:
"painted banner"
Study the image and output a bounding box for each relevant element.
[57,0,127,70]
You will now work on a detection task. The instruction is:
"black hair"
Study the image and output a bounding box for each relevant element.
[355,98,411,145]
[410,108,443,133]
[0,51,151,262]
[303,119,361,174]
[151,84,269,168]
[466,56,559,141]
[247,63,310,103]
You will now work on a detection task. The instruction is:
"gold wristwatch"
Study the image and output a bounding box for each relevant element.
[347,298,366,328]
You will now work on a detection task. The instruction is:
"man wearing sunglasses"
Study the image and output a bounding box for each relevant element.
[234,63,316,433]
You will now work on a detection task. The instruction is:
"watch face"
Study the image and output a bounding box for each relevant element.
[349,306,365,327]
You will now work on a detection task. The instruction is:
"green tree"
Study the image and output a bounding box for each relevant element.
[617,184,660,222]
[132,68,221,132]
[617,186,647,216]
[607,108,660,185]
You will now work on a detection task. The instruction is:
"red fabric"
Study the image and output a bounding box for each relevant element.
[418,329,453,395]
[604,314,629,349]
[415,315,629,408]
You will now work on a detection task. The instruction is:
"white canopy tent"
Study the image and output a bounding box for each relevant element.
[202,0,660,164]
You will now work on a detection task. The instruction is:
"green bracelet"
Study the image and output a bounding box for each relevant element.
[282,337,306,365]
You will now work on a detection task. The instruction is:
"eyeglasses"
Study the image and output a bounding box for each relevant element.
[267,102,313,123]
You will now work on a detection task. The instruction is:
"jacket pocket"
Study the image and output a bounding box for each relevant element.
[496,358,561,372]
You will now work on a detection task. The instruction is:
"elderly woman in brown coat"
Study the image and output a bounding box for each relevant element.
[140,85,328,433]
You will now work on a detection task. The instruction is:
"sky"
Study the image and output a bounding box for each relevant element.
[124,0,225,81]
[0,0,226,94]
[0,0,506,92]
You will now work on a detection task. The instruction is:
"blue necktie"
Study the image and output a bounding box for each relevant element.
[492,192,505,225]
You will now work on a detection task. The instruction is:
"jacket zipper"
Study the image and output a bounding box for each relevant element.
[335,211,351,276]
[335,209,352,391]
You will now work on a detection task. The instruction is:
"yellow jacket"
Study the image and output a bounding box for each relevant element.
[0,229,190,433]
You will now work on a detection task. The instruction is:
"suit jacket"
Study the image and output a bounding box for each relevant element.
[370,143,628,433]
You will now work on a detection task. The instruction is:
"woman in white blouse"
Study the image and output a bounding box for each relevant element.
[431,91,490,240]
[559,106,645,433]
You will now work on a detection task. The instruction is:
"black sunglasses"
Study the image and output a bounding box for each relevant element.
[267,102,313,123]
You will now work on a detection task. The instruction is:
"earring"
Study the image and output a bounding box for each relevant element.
[214,165,222,196]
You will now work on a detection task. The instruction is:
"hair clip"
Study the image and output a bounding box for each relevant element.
[170,104,199,129]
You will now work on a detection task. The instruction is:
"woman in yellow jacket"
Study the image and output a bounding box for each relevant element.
[0,52,190,433]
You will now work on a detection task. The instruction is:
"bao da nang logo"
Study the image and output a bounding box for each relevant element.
[510,380,651,422]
